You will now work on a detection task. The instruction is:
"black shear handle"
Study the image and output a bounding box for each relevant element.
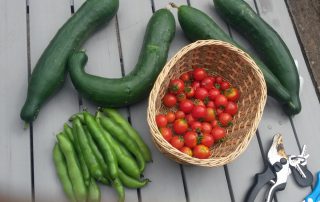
[245,166,276,202]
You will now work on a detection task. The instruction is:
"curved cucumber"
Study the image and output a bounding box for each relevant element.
[213,0,301,114]
[68,8,176,107]
[20,0,119,122]
[176,5,291,104]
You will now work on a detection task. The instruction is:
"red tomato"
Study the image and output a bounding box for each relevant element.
[195,87,209,100]
[176,92,187,102]
[205,107,216,122]
[211,127,226,140]
[225,102,238,115]
[156,114,167,127]
[193,68,208,81]
[186,114,196,125]
[211,120,218,128]
[169,79,185,94]
[184,86,195,98]
[202,122,212,133]
[207,76,215,84]
[175,111,185,119]
[194,99,205,107]
[192,105,207,119]
[159,127,173,142]
[218,113,233,127]
[224,87,240,102]
[206,101,215,108]
[201,77,214,90]
[193,145,210,159]
[170,136,184,149]
[173,119,188,134]
[214,94,228,108]
[163,93,177,107]
[216,108,224,115]
[180,72,191,82]
[166,112,176,123]
[215,76,223,84]
[179,99,194,113]
[180,146,193,157]
[184,131,198,148]
[191,81,200,90]
[208,88,220,100]
[191,121,202,133]
[220,81,231,90]
[201,134,214,147]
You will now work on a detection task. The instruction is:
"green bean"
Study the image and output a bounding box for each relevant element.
[96,117,140,179]
[53,143,77,202]
[63,123,74,142]
[112,178,125,202]
[118,169,150,189]
[57,133,87,202]
[97,113,145,172]
[73,118,108,184]
[83,126,110,185]
[69,111,85,123]
[71,124,91,186]
[88,178,101,202]
[84,111,118,180]
[101,108,152,162]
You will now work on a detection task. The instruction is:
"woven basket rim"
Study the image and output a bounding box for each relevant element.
[147,39,267,167]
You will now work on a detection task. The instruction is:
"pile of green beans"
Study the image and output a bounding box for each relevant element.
[53,108,152,202]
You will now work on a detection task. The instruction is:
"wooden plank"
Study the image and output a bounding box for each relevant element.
[0,0,32,201]
[119,0,186,201]
[28,0,79,201]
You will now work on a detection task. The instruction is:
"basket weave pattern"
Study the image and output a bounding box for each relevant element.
[147,40,267,167]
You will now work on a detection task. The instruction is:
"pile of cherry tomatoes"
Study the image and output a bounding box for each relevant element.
[155,67,240,159]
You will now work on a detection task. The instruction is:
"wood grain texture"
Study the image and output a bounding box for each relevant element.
[0,0,31,201]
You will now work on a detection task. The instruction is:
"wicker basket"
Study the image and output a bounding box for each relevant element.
[147,40,267,167]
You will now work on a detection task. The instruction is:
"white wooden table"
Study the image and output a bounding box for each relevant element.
[1,0,320,201]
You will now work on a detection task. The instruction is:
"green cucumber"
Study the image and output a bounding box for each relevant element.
[20,0,119,122]
[68,8,176,107]
[213,0,301,114]
[175,5,291,104]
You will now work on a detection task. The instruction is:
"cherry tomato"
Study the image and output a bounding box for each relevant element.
[208,88,220,101]
[211,120,218,128]
[214,94,228,108]
[184,131,198,148]
[218,113,233,127]
[175,111,185,119]
[184,86,195,98]
[159,127,173,142]
[205,107,216,122]
[156,114,167,127]
[195,87,209,100]
[215,76,223,84]
[191,81,200,90]
[201,77,214,90]
[173,119,188,134]
[201,134,214,148]
[166,112,176,123]
[180,72,191,82]
[206,101,215,108]
[180,146,193,157]
[193,68,208,81]
[186,114,196,125]
[207,76,215,84]
[193,145,210,159]
[179,99,194,113]
[202,122,212,133]
[192,105,207,119]
[170,136,184,149]
[224,87,240,102]
[225,102,238,115]
[220,81,231,90]
[163,93,177,107]
[193,99,205,107]
[176,92,187,102]
[211,127,226,140]
[216,108,224,115]
[169,79,185,94]
[191,121,202,133]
